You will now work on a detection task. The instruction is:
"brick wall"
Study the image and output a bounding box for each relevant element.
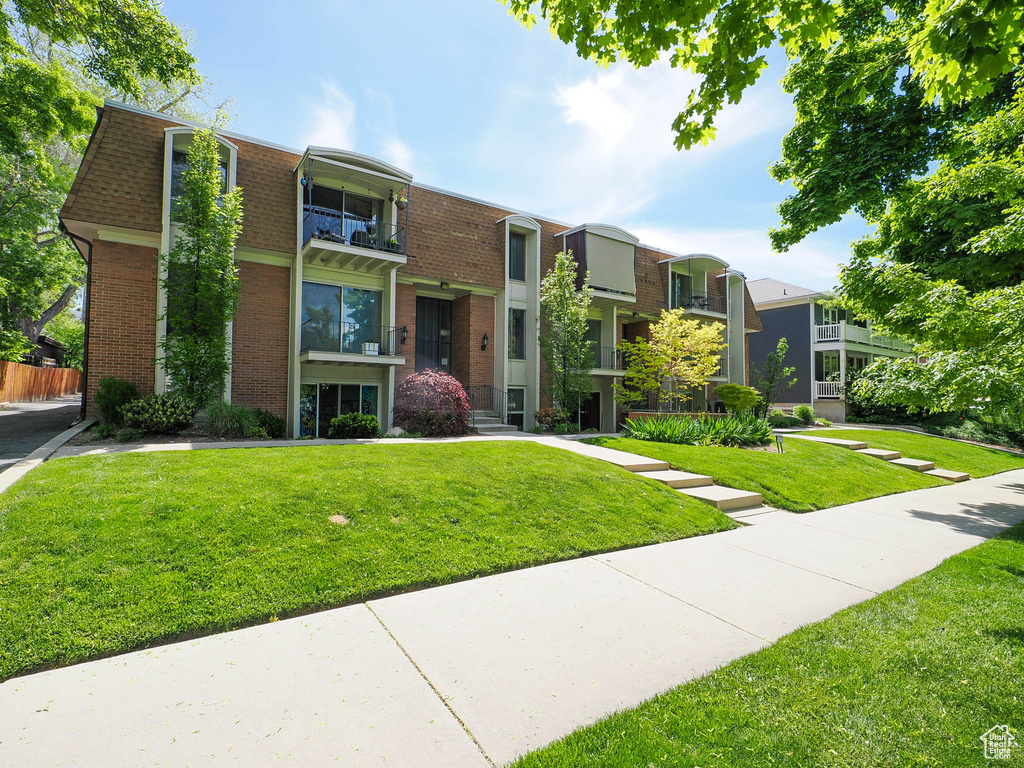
[231,261,290,416]
[85,240,158,414]
[452,294,494,388]
[395,283,418,384]
[234,140,299,254]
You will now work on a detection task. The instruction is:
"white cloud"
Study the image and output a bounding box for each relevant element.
[383,138,414,172]
[302,79,356,149]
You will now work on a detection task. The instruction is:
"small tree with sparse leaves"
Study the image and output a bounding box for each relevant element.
[160,129,243,410]
[539,250,594,426]
[750,337,798,418]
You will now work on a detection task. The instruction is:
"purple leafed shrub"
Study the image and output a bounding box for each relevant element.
[393,369,471,437]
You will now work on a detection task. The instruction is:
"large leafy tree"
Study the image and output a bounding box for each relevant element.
[539,250,595,422]
[161,129,243,409]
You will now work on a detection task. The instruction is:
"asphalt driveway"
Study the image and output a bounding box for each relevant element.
[0,394,82,467]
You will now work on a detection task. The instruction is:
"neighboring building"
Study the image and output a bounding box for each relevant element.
[747,277,914,421]
[60,102,762,437]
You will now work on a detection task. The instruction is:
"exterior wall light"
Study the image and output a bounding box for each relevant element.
[481,333,489,351]
[401,326,409,345]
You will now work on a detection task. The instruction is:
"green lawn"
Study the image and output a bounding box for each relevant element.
[805,428,1024,478]
[584,437,944,511]
[515,520,1024,768]
[0,442,732,680]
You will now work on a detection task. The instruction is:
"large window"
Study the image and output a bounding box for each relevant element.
[509,231,527,282]
[299,383,379,438]
[301,281,382,353]
[508,307,526,360]
[170,148,227,220]
[670,271,691,309]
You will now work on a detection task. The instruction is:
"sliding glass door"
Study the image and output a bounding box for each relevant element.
[299,382,381,437]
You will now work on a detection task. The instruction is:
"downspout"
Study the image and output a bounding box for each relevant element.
[61,223,92,421]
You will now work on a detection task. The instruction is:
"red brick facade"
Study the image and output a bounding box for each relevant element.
[231,261,290,416]
[394,283,418,383]
[451,294,495,388]
[84,240,158,415]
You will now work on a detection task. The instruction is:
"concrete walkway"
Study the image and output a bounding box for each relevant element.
[0,394,82,467]
[3,470,1022,767]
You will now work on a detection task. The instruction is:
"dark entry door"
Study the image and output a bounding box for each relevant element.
[580,391,601,431]
[416,297,452,373]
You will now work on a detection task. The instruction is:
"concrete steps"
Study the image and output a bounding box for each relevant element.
[887,457,936,472]
[855,447,902,461]
[475,424,520,435]
[784,434,869,450]
[679,485,764,512]
[637,469,713,489]
[925,468,970,482]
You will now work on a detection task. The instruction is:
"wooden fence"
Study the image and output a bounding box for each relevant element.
[0,360,82,403]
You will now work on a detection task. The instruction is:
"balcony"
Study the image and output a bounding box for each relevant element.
[592,345,625,375]
[814,323,914,352]
[299,320,406,365]
[301,206,407,273]
[678,289,727,315]
[815,380,843,399]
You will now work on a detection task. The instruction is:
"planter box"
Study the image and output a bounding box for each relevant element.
[362,342,380,356]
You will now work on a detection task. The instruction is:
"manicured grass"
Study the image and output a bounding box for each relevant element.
[584,437,944,511]
[0,442,732,680]
[515,521,1024,768]
[804,428,1024,478]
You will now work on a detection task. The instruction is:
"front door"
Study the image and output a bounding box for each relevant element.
[580,391,601,431]
[415,297,452,373]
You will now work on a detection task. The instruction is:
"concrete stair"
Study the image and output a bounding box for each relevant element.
[887,457,936,472]
[855,447,902,461]
[784,434,869,450]
[472,413,520,435]
[925,468,970,482]
[637,469,713,489]
[679,485,764,512]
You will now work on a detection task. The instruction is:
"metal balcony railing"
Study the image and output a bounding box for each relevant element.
[302,205,407,256]
[300,320,404,356]
[678,289,727,314]
[593,345,624,370]
[466,384,508,426]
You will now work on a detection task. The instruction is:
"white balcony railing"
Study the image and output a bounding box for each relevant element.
[814,323,914,352]
[815,380,843,399]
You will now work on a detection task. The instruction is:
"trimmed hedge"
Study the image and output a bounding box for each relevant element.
[121,393,195,434]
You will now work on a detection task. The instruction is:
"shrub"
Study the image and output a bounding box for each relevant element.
[714,383,760,413]
[819,418,833,427]
[768,407,785,418]
[328,412,380,439]
[93,422,116,439]
[115,427,144,442]
[94,377,140,425]
[205,400,258,438]
[624,414,771,447]
[121,393,194,434]
[393,369,470,437]
[252,408,286,439]
[534,407,569,429]
[768,415,803,428]
[552,421,575,435]
[793,404,815,425]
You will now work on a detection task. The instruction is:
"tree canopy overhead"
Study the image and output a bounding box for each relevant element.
[504,0,1024,149]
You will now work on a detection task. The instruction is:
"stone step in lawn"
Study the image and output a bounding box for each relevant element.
[637,469,713,489]
[925,468,970,482]
[888,457,936,472]
[475,425,521,434]
[855,447,902,461]
[784,434,869,450]
[679,485,763,512]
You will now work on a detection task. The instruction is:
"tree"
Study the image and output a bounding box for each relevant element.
[539,250,594,423]
[615,310,725,410]
[161,129,243,410]
[750,337,798,417]
[45,306,85,369]
[504,0,1024,150]
[714,383,760,413]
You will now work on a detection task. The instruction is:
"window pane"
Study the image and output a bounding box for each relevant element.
[508,388,525,412]
[300,384,318,437]
[339,384,361,415]
[361,385,379,417]
[301,282,342,350]
[508,308,526,360]
[509,232,526,282]
[344,192,376,221]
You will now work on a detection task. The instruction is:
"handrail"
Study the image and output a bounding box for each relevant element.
[466,384,508,427]
[593,345,624,370]
[302,205,407,255]
[300,320,404,356]
[679,289,727,314]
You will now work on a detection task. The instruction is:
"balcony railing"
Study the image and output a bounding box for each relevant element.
[814,323,914,352]
[302,205,407,256]
[300,320,404,356]
[815,380,843,399]
[593,345,624,370]
[678,289,727,314]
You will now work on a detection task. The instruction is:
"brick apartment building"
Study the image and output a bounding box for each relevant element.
[59,102,762,438]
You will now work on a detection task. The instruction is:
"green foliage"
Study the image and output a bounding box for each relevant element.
[713,383,759,414]
[819,419,833,428]
[793,404,816,425]
[120,393,194,434]
[253,408,286,439]
[750,337,797,418]
[114,427,143,442]
[623,414,771,447]
[44,308,84,368]
[768,415,803,428]
[539,250,594,420]
[328,413,381,439]
[93,377,139,425]
[204,400,286,440]
[504,0,1024,150]
[160,129,243,411]
[0,0,197,153]
[92,422,116,439]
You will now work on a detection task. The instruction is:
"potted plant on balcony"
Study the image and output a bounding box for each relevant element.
[395,194,408,210]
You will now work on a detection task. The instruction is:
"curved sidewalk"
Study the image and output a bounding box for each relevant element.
[2,469,1022,767]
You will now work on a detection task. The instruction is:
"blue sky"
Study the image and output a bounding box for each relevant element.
[167,0,868,290]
